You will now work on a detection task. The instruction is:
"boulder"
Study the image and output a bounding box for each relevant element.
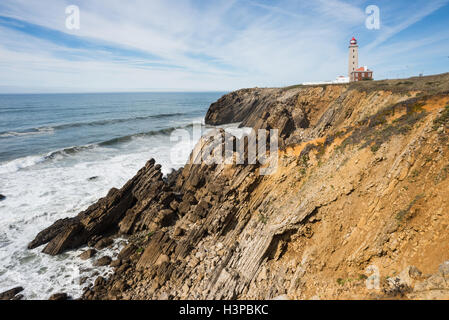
[0,286,24,300]
[49,293,69,300]
[94,256,112,267]
[110,259,121,268]
[78,249,97,260]
[94,237,114,250]
[27,218,80,250]
[0,194,5,201]
[117,244,137,261]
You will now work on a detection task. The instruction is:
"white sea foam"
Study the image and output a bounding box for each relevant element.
[0,127,54,138]
[0,131,197,299]
[0,155,47,175]
[0,117,238,299]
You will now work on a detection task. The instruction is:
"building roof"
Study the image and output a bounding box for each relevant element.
[354,66,372,72]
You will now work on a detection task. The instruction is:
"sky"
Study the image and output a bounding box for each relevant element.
[0,0,448,93]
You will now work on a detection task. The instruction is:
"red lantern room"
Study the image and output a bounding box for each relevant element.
[350,37,357,45]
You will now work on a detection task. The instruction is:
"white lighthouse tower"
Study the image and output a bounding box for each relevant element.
[348,37,359,79]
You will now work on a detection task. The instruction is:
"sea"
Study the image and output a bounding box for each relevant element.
[0,92,227,299]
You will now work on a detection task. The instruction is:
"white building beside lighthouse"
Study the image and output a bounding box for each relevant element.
[301,37,373,85]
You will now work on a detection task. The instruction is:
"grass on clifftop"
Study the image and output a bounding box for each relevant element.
[281,72,449,96]
[334,97,428,154]
[433,105,449,130]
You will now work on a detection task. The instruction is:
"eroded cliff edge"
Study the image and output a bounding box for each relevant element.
[29,73,449,300]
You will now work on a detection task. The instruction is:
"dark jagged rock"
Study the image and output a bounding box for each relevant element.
[94,256,112,267]
[28,159,175,255]
[28,218,80,250]
[0,194,5,201]
[0,286,24,300]
[117,244,137,261]
[110,259,121,268]
[205,88,307,147]
[49,293,68,300]
[78,248,97,260]
[94,237,113,250]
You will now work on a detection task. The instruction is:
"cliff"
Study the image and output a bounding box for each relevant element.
[29,73,449,300]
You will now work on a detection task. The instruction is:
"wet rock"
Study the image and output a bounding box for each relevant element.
[117,244,137,261]
[27,218,80,250]
[94,256,112,267]
[79,277,89,285]
[94,237,114,250]
[0,194,5,201]
[49,293,69,300]
[110,259,121,268]
[88,176,99,181]
[88,235,103,247]
[94,276,106,287]
[78,249,97,260]
[0,286,24,300]
[28,159,171,255]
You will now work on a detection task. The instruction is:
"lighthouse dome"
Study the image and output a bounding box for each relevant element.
[350,37,357,45]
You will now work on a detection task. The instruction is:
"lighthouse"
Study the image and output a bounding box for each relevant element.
[348,37,359,78]
[348,37,373,82]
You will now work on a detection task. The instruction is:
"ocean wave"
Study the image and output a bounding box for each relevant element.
[0,127,54,138]
[98,124,194,146]
[0,155,46,174]
[0,113,189,139]
[0,124,196,174]
[44,145,97,160]
[51,112,189,130]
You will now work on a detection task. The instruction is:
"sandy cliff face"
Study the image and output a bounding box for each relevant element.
[29,73,449,300]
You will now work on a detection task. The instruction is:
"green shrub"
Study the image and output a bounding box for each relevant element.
[259,213,269,225]
[433,105,449,130]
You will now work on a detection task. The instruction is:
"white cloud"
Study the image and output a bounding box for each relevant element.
[0,0,447,92]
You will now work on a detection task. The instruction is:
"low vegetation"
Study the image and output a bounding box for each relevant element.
[335,98,428,154]
[395,194,425,223]
[433,105,449,130]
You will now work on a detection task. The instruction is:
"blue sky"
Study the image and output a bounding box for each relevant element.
[0,0,448,93]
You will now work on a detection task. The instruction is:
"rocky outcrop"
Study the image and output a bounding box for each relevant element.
[206,73,449,146]
[49,293,69,300]
[29,73,449,300]
[28,159,175,255]
[79,249,97,260]
[205,88,306,144]
[0,287,24,300]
